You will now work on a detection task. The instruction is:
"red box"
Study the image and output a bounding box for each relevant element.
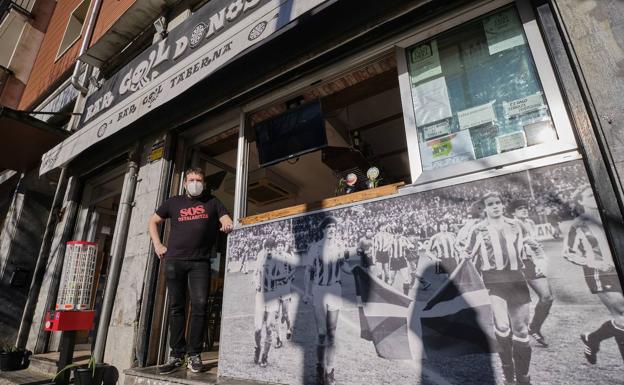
[44,311,95,331]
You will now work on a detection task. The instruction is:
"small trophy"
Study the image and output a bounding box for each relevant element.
[366,167,380,189]
[345,173,357,194]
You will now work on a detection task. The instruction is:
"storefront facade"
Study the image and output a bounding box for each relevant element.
[27,0,624,384]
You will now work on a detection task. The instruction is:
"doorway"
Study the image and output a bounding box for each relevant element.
[72,167,125,350]
[150,128,238,373]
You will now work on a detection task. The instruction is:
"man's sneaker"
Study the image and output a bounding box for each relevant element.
[315,364,325,385]
[580,333,598,364]
[516,374,532,385]
[286,328,293,341]
[187,354,205,373]
[158,356,183,374]
[325,368,336,385]
[259,354,268,368]
[529,329,548,347]
[275,338,283,349]
[501,364,515,385]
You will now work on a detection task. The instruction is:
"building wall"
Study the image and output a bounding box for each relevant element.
[0,0,55,108]
[103,133,167,384]
[18,0,136,110]
[19,0,84,110]
[90,0,135,43]
[553,0,624,204]
[0,190,51,343]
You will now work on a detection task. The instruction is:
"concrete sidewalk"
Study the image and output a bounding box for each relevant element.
[0,367,53,385]
[1,367,284,385]
[125,366,284,385]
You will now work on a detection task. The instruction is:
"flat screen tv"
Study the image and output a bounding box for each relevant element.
[255,100,327,167]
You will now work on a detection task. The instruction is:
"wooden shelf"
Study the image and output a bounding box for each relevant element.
[239,182,404,225]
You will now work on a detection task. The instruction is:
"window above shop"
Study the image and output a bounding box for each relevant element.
[396,1,576,184]
[56,0,91,61]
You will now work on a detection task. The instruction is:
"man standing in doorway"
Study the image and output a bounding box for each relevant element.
[148,167,233,374]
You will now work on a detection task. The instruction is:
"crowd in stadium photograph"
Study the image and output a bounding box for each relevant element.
[219,160,624,385]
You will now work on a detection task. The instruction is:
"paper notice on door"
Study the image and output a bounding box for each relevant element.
[457,101,496,130]
[524,120,557,146]
[409,40,442,84]
[420,130,475,170]
[504,92,546,118]
[483,8,526,55]
[496,131,526,153]
[411,76,452,127]
[422,120,451,140]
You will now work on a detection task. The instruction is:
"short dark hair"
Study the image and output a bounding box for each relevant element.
[319,216,338,231]
[469,200,485,219]
[185,167,205,180]
[508,199,528,213]
[264,238,276,249]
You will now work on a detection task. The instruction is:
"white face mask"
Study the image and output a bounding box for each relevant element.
[185,181,204,197]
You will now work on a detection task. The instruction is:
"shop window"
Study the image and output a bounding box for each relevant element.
[397,3,576,184]
[56,0,91,60]
[244,55,410,217]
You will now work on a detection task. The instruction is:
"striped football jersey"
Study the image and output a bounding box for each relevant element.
[373,231,393,255]
[306,239,347,286]
[392,235,414,259]
[466,217,539,271]
[255,251,284,293]
[563,214,614,270]
[428,232,458,261]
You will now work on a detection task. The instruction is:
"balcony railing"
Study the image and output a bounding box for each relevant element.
[0,0,35,23]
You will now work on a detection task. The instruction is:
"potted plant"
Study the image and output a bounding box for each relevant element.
[55,355,109,385]
[0,342,31,371]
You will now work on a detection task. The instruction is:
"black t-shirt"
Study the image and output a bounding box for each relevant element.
[155,193,229,260]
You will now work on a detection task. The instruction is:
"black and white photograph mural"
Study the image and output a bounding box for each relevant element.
[219,160,624,385]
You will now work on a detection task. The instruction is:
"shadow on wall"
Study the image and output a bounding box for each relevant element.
[290,215,496,385]
[225,160,624,385]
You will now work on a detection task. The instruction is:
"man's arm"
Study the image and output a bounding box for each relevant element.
[219,214,234,233]
[148,213,167,259]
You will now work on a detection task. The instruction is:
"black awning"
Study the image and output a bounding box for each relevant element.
[0,106,69,172]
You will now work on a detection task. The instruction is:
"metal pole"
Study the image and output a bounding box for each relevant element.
[93,158,138,363]
[15,167,68,349]
[232,110,249,224]
[55,331,76,385]
[70,0,102,94]
[158,150,188,364]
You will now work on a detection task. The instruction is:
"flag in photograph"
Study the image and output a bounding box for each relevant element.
[352,266,414,360]
[420,259,495,356]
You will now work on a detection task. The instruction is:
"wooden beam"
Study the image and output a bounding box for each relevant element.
[240,182,404,225]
